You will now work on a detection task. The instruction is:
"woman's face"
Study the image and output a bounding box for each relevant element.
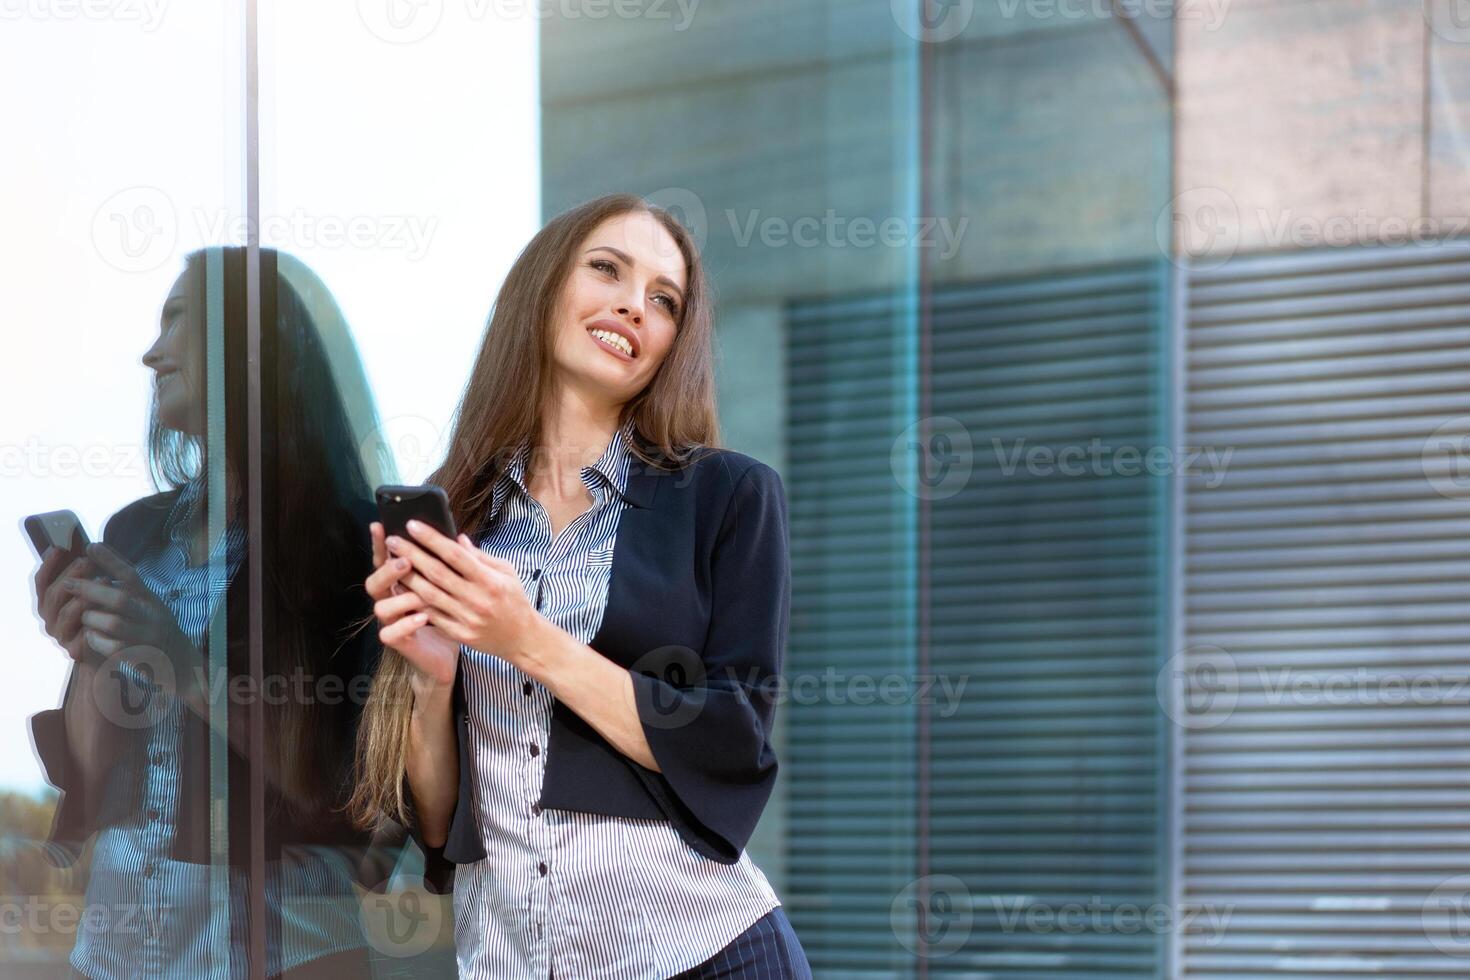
[141,268,203,436]
[548,210,687,411]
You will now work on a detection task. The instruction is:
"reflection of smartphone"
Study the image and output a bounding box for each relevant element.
[22,510,91,561]
[375,485,457,542]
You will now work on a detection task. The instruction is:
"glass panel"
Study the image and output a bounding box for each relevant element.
[255,3,543,974]
[926,11,1176,977]
[541,1,926,971]
[1,6,248,977]
[21,2,1470,977]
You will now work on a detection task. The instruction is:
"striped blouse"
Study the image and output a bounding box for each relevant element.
[454,417,781,980]
[71,478,364,979]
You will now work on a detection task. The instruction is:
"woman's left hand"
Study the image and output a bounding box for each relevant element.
[387,521,542,664]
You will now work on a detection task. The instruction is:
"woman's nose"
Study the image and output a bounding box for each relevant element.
[142,337,166,369]
[615,304,641,325]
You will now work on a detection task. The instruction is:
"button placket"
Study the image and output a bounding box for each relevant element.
[518,530,555,962]
[458,436,641,977]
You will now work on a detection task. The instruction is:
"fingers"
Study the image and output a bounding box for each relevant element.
[82,628,124,658]
[378,611,429,648]
[81,609,134,642]
[399,568,470,625]
[459,534,517,578]
[365,554,411,601]
[385,532,469,602]
[54,595,87,645]
[84,543,141,588]
[374,589,425,624]
[35,546,72,594]
[405,521,484,585]
[370,521,387,569]
[38,557,97,626]
[418,605,468,645]
[67,578,132,614]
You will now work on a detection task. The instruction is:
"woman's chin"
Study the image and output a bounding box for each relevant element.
[157,405,203,438]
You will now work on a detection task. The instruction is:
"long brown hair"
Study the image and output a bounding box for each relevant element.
[347,192,722,830]
[146,247,382,828]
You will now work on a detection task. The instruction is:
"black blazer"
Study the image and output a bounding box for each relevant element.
[405,437,792,894]
[28,488,391,885]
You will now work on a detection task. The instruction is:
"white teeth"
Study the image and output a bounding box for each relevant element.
[590,328,633,357]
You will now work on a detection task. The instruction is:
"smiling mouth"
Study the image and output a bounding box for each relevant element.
[587,327,635,360]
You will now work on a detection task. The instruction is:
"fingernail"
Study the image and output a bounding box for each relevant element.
[386,536,401,549]
[395,558,409,570]
[62,579,77,591]
[406,519,421,532]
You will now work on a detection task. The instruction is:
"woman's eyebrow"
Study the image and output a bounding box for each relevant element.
[585,245,685,302]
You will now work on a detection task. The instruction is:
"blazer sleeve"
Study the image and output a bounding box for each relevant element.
[625,461,790,863]
[397,771,457,895]
[28,694,89,868]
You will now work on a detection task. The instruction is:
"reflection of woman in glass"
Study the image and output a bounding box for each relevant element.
[350,194,812,978]
[29,246,388,979]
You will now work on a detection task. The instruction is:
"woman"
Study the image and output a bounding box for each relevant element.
[29,246,390,978]
[349,194,812,978]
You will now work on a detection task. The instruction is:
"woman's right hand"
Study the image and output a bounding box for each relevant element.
[367,521,459,696]
[34,547,99,662]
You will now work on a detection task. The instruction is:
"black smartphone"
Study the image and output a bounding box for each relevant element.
[22,509,91,561]
[375,484,457,541]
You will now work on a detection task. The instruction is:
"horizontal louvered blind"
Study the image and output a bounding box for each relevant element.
[928,264,1168,978]
[1182,243,1470,977]
[785,290,921,977]
[785,260,1169,977]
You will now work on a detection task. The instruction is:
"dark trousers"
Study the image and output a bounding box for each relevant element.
[541,906,812,980]
[670,906,812,979]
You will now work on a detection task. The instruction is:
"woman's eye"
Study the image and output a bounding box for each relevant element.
[592,258,680,317]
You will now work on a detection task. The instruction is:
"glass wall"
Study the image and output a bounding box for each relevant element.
[3,7,250,978]
[9,1,1470,978]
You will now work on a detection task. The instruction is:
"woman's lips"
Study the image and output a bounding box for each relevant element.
[588,330,634,362]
